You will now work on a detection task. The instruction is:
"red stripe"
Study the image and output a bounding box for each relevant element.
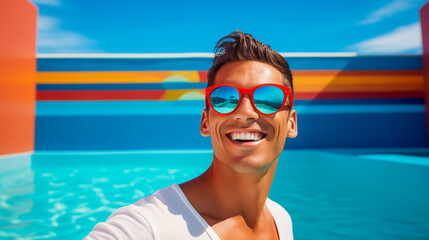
[295,91,425,100]
[37,90,166,100]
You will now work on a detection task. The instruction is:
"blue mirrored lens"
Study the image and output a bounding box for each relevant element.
[253,85,284,114]
[210,86,239,114]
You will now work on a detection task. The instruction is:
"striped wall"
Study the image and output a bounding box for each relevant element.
[35,55,427,150]
[36,70,424,101]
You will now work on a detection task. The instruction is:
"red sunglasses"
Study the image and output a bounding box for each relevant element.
[205,84,293,115]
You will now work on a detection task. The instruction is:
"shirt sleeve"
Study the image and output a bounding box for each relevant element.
[266,198,294,240]
[84,206,155,240]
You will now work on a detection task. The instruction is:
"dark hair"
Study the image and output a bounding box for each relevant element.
[207,31,294,97]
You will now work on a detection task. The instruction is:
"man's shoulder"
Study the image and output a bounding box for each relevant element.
[98,184,181,224]
[265,198,292,224]
[133,184,179,204]
[129,184,183,216]
[85,184,193,239]
[266,198,294,239]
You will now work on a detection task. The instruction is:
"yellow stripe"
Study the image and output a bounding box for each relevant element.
[164,90,205,100]
[37,71,201,83]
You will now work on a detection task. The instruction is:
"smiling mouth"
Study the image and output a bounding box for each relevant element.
[226,132,267,143]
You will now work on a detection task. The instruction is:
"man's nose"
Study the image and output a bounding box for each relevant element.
[232,94,259,121]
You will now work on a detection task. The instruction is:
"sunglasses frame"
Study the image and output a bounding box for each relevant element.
[205,83,293,115]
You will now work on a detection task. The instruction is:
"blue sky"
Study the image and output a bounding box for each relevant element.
[31,0,427,54]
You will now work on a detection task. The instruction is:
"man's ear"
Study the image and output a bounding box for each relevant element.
[287,109,297,138]
[200,109,211,137]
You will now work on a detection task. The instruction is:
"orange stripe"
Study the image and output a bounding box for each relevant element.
[292,70,423,76]
[294,75,423,85]
[36,71,202,83]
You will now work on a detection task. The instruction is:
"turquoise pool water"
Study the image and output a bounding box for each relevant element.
[1,149,428,239]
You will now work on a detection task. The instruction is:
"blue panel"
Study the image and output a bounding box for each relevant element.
[35,115,212,150]
[37,56,422,71]
[297,99,424,105]
[35,111,427,150]
[287,113,427,148]
[37,58,213,71]
[287,56,422,70]
[294,104,425,114]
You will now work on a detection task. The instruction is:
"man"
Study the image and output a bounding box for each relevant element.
[85,31,297,240]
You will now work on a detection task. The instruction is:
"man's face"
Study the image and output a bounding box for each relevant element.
[200,61,297,174]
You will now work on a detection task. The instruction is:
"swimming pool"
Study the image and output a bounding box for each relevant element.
[1,149,428,239]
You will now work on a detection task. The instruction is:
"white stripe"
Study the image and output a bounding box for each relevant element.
[283,52,420,57]
[283,52,358,57]
[36,53,215,58]
[36,52,421,58]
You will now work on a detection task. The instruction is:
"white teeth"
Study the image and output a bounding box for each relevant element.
[230,132,263,141]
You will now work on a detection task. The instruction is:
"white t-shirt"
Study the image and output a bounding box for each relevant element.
[85,184,293,239]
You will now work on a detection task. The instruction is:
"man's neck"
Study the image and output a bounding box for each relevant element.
[180,156,278,229]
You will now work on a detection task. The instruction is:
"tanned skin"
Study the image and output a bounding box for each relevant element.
[180,61,297,240]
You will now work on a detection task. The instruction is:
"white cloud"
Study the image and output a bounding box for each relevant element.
[359,0,418,25]
[30,0,62,6]
[37,15,61,31]
[37,15,102,53]
[348,22,422,54]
